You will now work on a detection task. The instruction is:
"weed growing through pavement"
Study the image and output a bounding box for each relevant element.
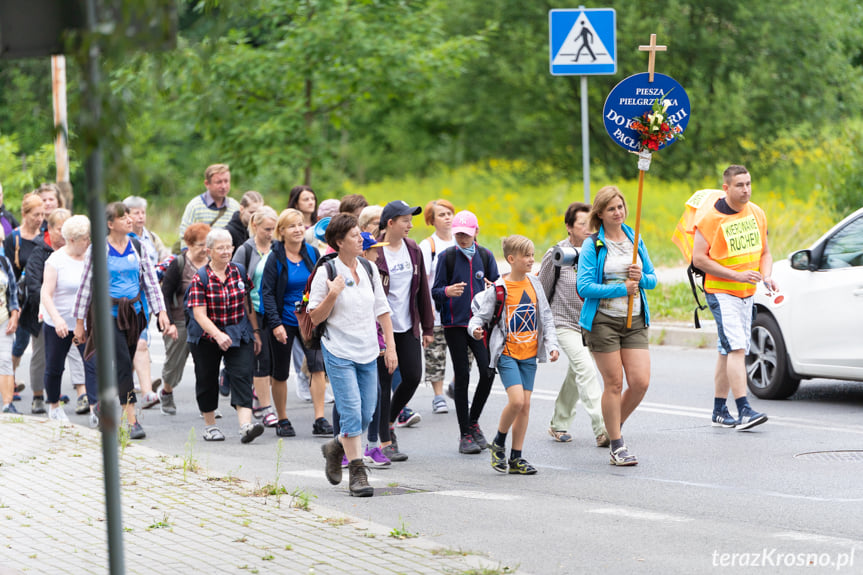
[183,428,200,481]
[2,415,24,424]
[284,544,292,551]
[457,564,518,574]
[290,488,316,511]
[147,512,171,531]
[389,516,418,540]
[262,554,274,561]
[117,410,130,453]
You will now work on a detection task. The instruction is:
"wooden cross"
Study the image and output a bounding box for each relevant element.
[639,34,667,82]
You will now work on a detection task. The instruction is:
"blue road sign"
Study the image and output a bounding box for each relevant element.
[549,9,616,76]
[602,73,691,152]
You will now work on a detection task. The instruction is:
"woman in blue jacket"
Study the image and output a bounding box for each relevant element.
[577,186,657,467]
[432,211,499,455]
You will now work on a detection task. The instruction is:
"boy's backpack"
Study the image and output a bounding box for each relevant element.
[296,254,375,349]
[482,284,506,338]
[438,245,493,312]
[671,189,725,328]
[184,262,247,342]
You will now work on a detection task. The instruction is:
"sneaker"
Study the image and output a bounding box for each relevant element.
[322,438,345,485]
[508,457,538,475]
[59,394,70,405]
[14,382,24,393]
[140,391,160,410]
[396,407,422,428]
[432,395,448,414]
[609,445,638,466]
[89,411,100,429]
[159,389,177,416]
[389,428,399,450]
[276,419,296,437]
[445,381,455,400]
[128,422,146,440]
[2,403,18,414]
[459,433,482,454]
[202,426,225,441]
[595,433,611,447]
[75,394,90,415]
[12,393,21,402]
[31,396,46,415]
[737,406,768,431]
[711,406,737,428]
[548,427,573,443]
[364,445,392,468]
[469,422,489,450]
[49,405,70,422]
[381,444,408,462]
[341,455,349,468]
[240,422,265,444]
[489,442,507,473]
[348,459,374,497]
[312,417,334,437]
[219,369,230,397]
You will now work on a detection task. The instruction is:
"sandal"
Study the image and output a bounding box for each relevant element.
[202,426,225,442]
[252,406,266,419]
[262,409,278,428]
[548,427,573,443]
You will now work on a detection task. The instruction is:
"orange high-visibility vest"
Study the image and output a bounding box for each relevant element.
[671,189,725,262]
[694,201,768,298]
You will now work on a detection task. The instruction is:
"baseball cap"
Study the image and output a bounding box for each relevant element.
[379,200,422,230]
[361,232,389,251]
[451,210,479,237]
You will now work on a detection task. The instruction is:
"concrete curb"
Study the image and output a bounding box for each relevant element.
[651,321,718,349]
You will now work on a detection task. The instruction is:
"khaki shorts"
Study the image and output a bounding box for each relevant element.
[584,311,649,353]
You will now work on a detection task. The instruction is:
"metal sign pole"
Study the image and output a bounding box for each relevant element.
[580,75,590,203]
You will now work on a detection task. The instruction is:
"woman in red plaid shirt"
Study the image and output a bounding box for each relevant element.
[186,228,265,443]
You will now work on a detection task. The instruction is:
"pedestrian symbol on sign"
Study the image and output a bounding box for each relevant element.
[551,11,614,67]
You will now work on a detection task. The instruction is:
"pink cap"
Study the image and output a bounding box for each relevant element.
[451,210,479,237]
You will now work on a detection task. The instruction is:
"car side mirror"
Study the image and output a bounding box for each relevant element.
[790,249,813,271]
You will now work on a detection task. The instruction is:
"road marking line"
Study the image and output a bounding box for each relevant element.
[772,532,863,548]
[425,490,522,501]
[281,469,386,483]
[635,476,863,503]
[587,507,693,523]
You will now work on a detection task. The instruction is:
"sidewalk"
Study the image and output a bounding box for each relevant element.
[0,416,514,574]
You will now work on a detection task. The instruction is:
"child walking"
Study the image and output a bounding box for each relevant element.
[469,235,559,475]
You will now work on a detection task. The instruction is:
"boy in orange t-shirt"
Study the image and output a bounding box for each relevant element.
[469,235,559,474]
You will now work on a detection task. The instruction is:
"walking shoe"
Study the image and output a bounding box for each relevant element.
[59,394,70,405]
[75,394,90,415]
[312,417,334,437]
[200,409,224,419]
[508,457,538,475]
[89,411,100,429]
[202,426,225,441]
[240,422,265,444]
[595,433,611,447]
[711,406,737,428]
[31,396,46,414]
[140,391,160,410]
[489,442,507,473]
[445,381,455,400]
[218,369,230,397]
[159,389,177,415]
[295,374,312,402]
[609,445,638,466]
[389,428,399,450]
[262,408,278,428]
[14,382,25,393]
[276,419,296,437]
[12,393,21,401]
[364,445,392,468]
[432,395,448,414]
[381,444,408,462]
[396,407,422,428]
[341,455,349,468]
[469,422,489,450]
[128,422,146,440]
[3,403,18,414]
[49,405,70,422]
[459,433,482,454]
[348,459,374,497]
[322,438,345,485]
[548,427,573,443]
[736,406,768,431]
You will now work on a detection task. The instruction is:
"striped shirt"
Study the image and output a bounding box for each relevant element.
[537,238,584,332]
[177,193,240,246]
[73,239,167,320]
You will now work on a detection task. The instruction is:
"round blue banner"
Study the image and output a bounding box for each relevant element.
[602,72,690,153]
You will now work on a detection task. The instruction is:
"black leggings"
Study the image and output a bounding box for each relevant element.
[444,327,495,435]
[381,331,423,425]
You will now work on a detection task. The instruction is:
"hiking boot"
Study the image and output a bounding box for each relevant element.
[159,389,177,415]
[459,433,482,454]
[312,417,334,437]
[321,438,345,485]
[489,442,507,473]
[31,396,46,414]
[469,422,489,450]
[348,459,374,497]
[737,406,768,431]
[711,406,737,428]
[75,394,90,415]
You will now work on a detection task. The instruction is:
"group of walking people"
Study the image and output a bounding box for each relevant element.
[0,162,772,496]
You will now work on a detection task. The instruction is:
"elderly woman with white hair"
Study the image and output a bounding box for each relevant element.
[40,215,99,425]
[186,228,264,443]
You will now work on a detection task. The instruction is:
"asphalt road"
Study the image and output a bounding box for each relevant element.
[25,333,863,574]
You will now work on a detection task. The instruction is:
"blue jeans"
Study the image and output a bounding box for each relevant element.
[321,342,378,438]
[496,355,538,391]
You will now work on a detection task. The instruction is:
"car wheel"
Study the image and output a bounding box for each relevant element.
[746,313,800,399]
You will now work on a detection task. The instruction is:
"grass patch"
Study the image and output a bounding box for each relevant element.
[649,281,714,324]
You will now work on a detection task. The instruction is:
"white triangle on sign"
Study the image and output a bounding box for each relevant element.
[552,12,614,66]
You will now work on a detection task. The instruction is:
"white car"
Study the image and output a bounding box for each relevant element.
[746,206,863,399]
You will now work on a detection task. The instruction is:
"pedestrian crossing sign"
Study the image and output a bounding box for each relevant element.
[549,8,616,76]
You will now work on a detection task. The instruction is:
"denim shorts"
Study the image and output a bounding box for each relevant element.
[496,354,537,391]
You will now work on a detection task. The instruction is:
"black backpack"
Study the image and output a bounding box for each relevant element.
[183,263,247,342]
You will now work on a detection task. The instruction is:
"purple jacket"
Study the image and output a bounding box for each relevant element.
[375,237,434,339]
